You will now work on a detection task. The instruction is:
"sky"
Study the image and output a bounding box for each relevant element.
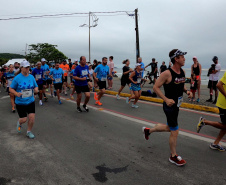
[0,0,226,69]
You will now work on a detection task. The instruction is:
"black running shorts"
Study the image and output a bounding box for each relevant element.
[16,102,35,118]
[75,85,90,94]
[208,80,218,91]
[38,84,43,90]
[97,81,106,90]
[121,78,131,87]
[46,79,52,85]
[219,107,226,125]
[54,83,62,90]
[62,76,68,83]
[163,102,179,131]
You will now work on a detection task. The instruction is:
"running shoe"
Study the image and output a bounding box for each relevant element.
[142,127,150,140]
[77,107,82,113]
[126,97,130,104]
[59,100,62,105]
[197,117,205,133]
[209,143,226,152]
[169,155,186,166]
[213,99,217,104]
[116,94,120,100]
[70,94,74,100]
[54,90,57,97]
[83,104,89,112]
[206,98,212,102]
[26,132,35,139]
[132,104,139,108]
[44,97,48,102]
[16,121,22,133]
[39,100,43,106]
[12,107,16,113]
[95,101,102,106]
[94,92,98,101]
[196,98,200,103]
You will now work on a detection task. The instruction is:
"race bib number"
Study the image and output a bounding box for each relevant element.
[137,77,141,84]
[82,70,88,76]
[55,78,61,83]
[101,77,107,81]
[36,74,41,79]
[177,96,183,107]
[22,89,33,98]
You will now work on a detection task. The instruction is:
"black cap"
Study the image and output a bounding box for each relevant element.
[152,58,155,61]
[212,56,218,62]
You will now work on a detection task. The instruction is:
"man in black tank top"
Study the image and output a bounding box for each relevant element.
[142,49,192,166]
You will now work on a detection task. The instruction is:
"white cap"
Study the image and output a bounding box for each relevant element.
[41,58,46,62]
[20,60,30,68]
[135,63,141,68]
[74,59,78,62]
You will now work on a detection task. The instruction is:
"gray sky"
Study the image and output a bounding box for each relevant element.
[1,0,226,69]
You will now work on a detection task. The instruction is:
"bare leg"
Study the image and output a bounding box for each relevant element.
[39,90,43,100]
[57,89,61,100]
[98,89,105,100]
[214,129,226,145]
[118,86,125,95]
[27,113,35,132]
[10,94,15,108]
[19,117,27,125]
[169,130,179,156]
[84,92,90,105]
[77,93,82,107]
[204,119,226,129]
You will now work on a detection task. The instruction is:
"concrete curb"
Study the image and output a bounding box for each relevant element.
[96,90,219,114]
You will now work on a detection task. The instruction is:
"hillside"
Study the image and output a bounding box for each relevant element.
[0,53,25,66]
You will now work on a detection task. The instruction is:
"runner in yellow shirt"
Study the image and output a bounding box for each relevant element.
[197,71,226,151]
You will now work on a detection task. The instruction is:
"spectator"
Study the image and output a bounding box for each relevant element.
[107,56,114,89]
[191,56,202,102]
[189,74,198,102]
[145,58,158,84]
[207,56,221,104]
[137,57,145,78]
[160,61,167,74]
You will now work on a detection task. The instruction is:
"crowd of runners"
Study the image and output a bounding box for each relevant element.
[0,49,225,167]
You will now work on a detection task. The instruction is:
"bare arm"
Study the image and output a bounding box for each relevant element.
[129,71,136,84]
[217,81,226,97]
[74,76,87,81]
[191,65,193,75]
[9,87,22,97]
[199,63,202,77]
[93,72,98,81]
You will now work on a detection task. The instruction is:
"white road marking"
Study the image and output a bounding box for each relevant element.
[0,95,10,99]
[61,96,226,147]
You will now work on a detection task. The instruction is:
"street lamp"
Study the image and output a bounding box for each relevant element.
[80,12,99,62]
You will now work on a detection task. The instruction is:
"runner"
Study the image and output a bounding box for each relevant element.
[13,62,20,73]
[93,57,110,106]
[59,59,70,95]
[191,56,202,102]
[41,58,49,102]
[145,58,158,84]
[87,65,94,91]
[197,71,226,151]
[32,62,44,105]
[47,64,54,97]
[73,56,91,112]
[5,64,16,112]
[116,59,133,100]
[137,57,145,78]
[107,56,114,90]
[126,63,146,108]
[70,67,76,99]
[9,60,38,139]
[142,49,192,166]
[50,62,64,104]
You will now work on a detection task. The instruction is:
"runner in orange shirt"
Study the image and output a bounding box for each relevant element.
[59,59,70,95]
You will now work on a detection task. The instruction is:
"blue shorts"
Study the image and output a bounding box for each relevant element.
[107,72,114,80]
[130,83,141,91]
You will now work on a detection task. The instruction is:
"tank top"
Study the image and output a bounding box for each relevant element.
[163,68,185,106]
[192,63,200,76]
[132,70,142,84]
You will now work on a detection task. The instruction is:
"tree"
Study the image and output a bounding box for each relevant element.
[26,43,67,63]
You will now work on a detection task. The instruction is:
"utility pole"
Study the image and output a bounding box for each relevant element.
[135,8,140,63]
[89,12,91,62]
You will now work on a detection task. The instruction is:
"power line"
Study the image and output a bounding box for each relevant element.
[0,11,135,21]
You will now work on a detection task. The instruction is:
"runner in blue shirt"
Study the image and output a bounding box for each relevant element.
[5,64,16,112]
[41,58,50,102]
[47,64,54,97]
[93,57,110,106]
[32,62,44,106]
[9,60,38,139]
[73,56,91,112]
[70,68,76,99]
[50,62,64,104]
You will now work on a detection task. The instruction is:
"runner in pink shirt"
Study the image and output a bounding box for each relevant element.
[107,56,114,89]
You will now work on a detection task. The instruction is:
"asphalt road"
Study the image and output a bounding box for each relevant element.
[0,87,225,185]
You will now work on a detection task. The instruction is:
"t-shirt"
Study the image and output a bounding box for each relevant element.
[70,69,75,83]
[94,64,109,81]
[209,63,221,81]
[32,68,44,85]
[5,71,15,87]
[50,68,64,84]
[69,63,72,70]
[41,64,50,80]
[59,64,70,77]
[216,72,226,109]
[72,64,77,70]
[108,61,114,73]
[160,65,167,73]
[73,65,89,86]
[10,73,38,105]
[149,62,157,74]
[122,66,130,79]
[89,69,94,78]
[48,68,54,80]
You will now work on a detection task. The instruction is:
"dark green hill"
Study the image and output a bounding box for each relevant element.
[0,53,25,66]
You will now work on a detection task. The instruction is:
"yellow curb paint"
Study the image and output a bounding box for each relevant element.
[97,89,219,114]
